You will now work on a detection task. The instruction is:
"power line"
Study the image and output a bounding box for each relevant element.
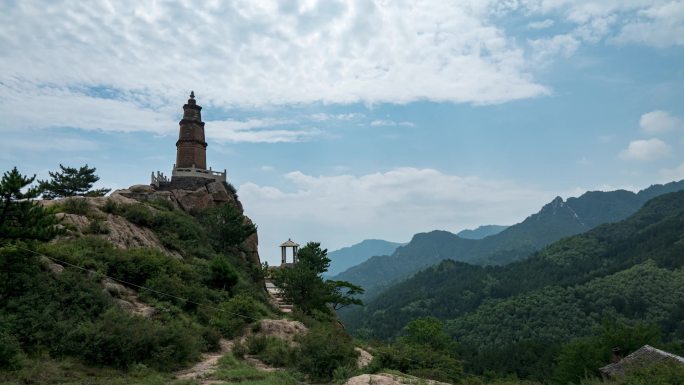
[13,245,261,322]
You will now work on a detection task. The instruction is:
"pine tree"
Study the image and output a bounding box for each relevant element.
[0,167,60,241]
[39,164,110,199]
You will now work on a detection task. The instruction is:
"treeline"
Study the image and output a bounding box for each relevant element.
[345,190,684,382]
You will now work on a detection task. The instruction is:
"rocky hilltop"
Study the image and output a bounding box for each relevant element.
[48,177,260,265]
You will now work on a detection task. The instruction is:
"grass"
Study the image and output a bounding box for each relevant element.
[208,353,300,385]
[0,357,175,385]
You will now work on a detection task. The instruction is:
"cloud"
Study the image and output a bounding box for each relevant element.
[613,1,684,47]
[619,138,671,161]
[660,162,684,182]
[0,136,101,152]
[519,1,684,47]
[527,19,555,29]
[640,110,682,134]
[207,119,321,143]
[0,0,548,125]
[309,113,364,122]
[238,167,554,264]
[528,34,581,64]
[370,119,415,127]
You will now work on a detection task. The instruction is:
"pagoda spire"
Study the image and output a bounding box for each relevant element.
[175,91,207,169]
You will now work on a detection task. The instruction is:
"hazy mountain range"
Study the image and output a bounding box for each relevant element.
[332,180,684,299]
[326,239,405,276]
[456,225,508,239]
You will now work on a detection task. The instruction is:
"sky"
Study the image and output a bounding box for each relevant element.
[1,0,684,265]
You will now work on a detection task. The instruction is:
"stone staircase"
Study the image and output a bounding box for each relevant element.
[264,279,293,313]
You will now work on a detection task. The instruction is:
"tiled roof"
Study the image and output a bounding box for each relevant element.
[599,345,684,379]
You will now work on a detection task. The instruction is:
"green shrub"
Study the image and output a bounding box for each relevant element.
[102,198,119,214]
[70,308,201,371]
[209,255,239,292]
[295,324,358,382]
[59,197,90,215]
[147,198,174,211]
[120,203,156,227]
[197,204,256,252]
[201,327,222,351]
[244,335,294,368]
[85,218,109,234]
[210,295,270,338]
[232,341,248,358]
[0,330,22,369]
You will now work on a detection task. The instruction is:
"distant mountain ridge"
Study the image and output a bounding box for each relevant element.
[326,239,404,276]
[456,225,508,239]
[341,189,684,379]
[332,180,684,299]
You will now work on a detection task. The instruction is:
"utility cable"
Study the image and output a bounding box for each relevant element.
[13,245,261,321]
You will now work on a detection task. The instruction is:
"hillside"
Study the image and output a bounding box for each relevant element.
[0,174,366,385]
[345,190,684,380]
[455,224,508,239]
[332,180,684,299]
[327,239,404,276]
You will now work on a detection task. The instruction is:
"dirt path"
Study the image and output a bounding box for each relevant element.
[175,339,233,383]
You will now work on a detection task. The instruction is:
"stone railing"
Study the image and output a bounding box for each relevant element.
[150,171,169,187]
[171,165,227,182]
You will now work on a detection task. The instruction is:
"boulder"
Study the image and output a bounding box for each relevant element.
[171,187,213,212]
[344,373,450,385]
[129,184,155,193]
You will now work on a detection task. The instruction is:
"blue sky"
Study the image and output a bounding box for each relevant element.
[1,1,683,265]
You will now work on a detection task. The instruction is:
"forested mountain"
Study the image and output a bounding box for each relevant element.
[456,224,508,239]
[326,239,404,276]
[332,180,684,299]
[345,190,684,380]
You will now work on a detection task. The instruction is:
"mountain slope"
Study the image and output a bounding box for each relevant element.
[456,224,508,239]
[344,189,684,341]
[333,180,684,299]
[327,239,404,276]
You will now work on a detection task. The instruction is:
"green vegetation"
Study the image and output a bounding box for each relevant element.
[198,203,257,253]
[0,165,275,383]
[210,353,300,385]
[0,167,60,241]
[272,242,364,316]
[369,317,463,383]
[347,190,684,383]
[39,164,110,199]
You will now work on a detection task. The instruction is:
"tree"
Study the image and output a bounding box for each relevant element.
[327,280,364,310]
[273,242,364,315]
[0,167,60,241]
[39,164,110,199]
[198,204,257,252]
[209,255,239,292]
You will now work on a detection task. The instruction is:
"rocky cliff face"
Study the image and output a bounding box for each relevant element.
[48,178,260,265]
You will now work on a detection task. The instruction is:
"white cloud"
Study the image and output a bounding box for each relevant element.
[613,1,684,47]
[238,167,554,264]
[309,113,364,122]
[0,137,101,152]
[660,162,684,182]
[0,0,548,131]
[370,119,415,127]
[619,138,671,161]
[207,119,321,143]
[528,34,580,64]
[527,19,555,29]
[640,110,682,134]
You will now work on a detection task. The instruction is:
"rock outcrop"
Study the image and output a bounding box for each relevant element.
[344,373,450,385]
[110,178,260,264]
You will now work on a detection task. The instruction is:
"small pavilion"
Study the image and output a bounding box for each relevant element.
[280,238,299,266]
